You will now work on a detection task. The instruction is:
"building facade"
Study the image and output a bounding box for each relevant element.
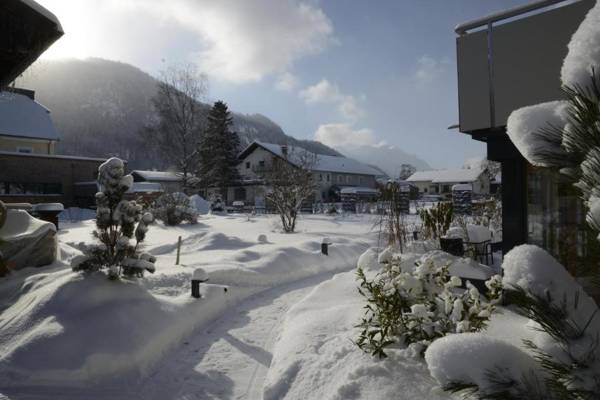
[454,0,597,271]
[406,168,489,196]
[228,141,379,207]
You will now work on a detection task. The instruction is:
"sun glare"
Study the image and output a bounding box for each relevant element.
[36,0,94,59]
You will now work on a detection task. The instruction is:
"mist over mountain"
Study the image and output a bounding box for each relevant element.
[16,58,340,169]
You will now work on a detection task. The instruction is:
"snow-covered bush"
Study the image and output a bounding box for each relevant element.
[71,158,156,279]
[355,248,502,358]
[152,192,198,226]
[426,245,600,399]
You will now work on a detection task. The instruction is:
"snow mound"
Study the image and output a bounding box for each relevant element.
[425,333,539,392]
[189,194,210,215]
[264,271,451,400]
[506,101,569,167]
[502,244,599,329]
[561,0,600,88]
[466,224,492,243]
[0,270,228,385]
[357,247,381,271]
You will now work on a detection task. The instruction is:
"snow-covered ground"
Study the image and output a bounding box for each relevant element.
[0,212,528,400]
[0,213,377,398]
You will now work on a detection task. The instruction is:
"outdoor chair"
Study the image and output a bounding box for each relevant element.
[465,239,493,265]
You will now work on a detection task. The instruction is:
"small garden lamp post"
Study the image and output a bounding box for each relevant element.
[321,237,332,256]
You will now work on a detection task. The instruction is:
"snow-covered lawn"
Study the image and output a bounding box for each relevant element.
[0,213,377,398]
[0,212,538,400]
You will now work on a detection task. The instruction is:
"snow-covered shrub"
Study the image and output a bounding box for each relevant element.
[152,192,198,226]
[71,158,155,279]
[355,248,502,358]
[426,245,600,399]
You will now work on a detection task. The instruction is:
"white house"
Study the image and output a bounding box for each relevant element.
[228,141,380,207]
[406,168,489,196]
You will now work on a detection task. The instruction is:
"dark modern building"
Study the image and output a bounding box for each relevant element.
[454,0,597,272]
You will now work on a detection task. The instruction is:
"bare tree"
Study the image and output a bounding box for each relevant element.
[142,64,207,191]
[264,147,317,233]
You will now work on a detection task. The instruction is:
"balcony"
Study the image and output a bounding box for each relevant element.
[456,0,594,134]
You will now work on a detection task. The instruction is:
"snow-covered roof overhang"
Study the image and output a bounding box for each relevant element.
[0,0,64,88]
[0,92,60,140]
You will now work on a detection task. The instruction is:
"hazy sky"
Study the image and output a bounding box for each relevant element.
[36,0,528,169]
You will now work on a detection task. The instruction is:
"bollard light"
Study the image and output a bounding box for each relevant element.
[191,268,208,298]
[321,237,332,256]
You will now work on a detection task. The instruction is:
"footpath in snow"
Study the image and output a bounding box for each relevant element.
[0,214,376,398]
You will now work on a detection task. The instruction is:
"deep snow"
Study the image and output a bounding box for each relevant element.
[0,214,376,397]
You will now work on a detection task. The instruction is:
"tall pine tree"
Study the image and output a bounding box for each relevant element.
[198,101,241,200]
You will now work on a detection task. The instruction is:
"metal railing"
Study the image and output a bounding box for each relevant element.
[455,0,571,35]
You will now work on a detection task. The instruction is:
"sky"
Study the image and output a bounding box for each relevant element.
[36,0,529,170]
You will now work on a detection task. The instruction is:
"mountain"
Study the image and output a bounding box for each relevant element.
[340,144,430,178]
[16,58,341,169]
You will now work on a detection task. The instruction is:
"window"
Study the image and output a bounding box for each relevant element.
[234,187,246,201]
[346,176,351,184]
[245,162,250,169]
[259,160,265,167]
[17,146,33,153]
[2,182,62,195]
[359,176,363,185]
[337,175,343,183]
[424,188,428,193]
[319,173,323,182]
[327,174,330,182]
[527,166,600,273]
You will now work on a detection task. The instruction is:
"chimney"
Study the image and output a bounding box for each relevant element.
[281,145,288,156]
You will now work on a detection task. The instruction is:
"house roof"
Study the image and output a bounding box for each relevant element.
[239,141,380,176]
[406,168,484,183]
[131,170,185,182]
[0,92,60,140]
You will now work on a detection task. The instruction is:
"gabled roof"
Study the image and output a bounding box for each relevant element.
[406,168,484,183]
[131,170,185,182]
[0,92,60,140]
[239,141,380,176]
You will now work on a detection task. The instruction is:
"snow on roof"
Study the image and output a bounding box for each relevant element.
[244,141,380,176]
[340,186,379,195]
[131,170,184,182]
[0,92,60,141]
[406,168,484,183]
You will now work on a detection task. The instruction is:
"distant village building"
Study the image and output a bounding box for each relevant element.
[406,168,489,196]
[222,141,380,207]
[131,170,187,193]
